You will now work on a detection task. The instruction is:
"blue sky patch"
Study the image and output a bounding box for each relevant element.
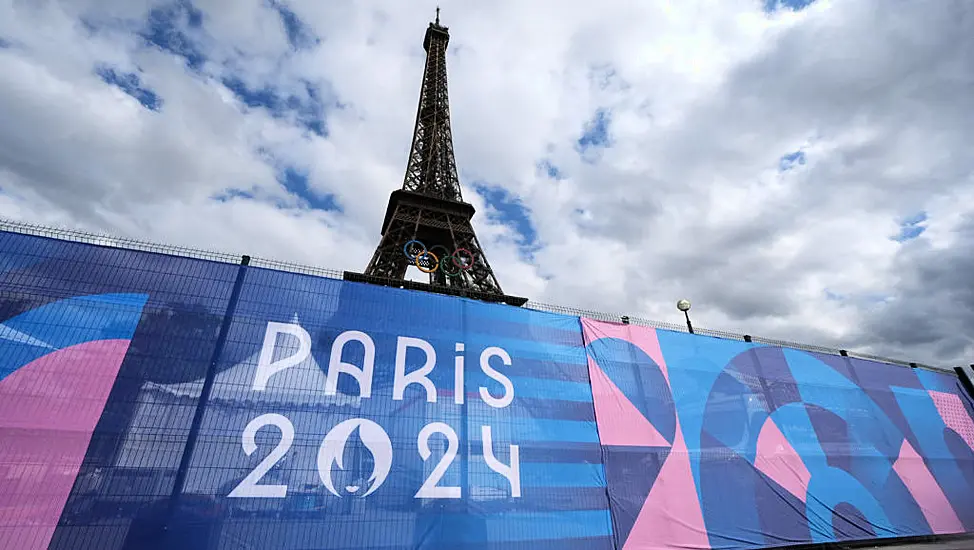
[222,77,330,137]
[0,37,10,49]
[473,183,539,258]
[212,188,256,202]
[779,150,806,171]
[765,0,817,12]
[577,109,612,161]
[537,159,565,180]
[279,167,341,212]
[210,168,340,213]
[96,66,163,111]
[891,211,928,242]
[141,0,206,71]
[269,0,319,50]
[222,77,278,109]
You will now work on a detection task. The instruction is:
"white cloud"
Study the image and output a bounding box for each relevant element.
[0,0,972,366]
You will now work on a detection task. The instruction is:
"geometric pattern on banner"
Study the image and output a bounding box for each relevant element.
[602,447,669,546]
[752,417,810,502]
[601,324,974,549]
[587,356,668,447]
[892,439,964,534]
[0,293,148,550]
[581,319,709,550]
[928,390,974,451]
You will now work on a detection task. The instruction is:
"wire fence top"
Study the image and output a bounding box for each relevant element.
[0,218,955,373]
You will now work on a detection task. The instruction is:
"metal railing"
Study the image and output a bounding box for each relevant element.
[0,218,950,373]
[520,301,929,370]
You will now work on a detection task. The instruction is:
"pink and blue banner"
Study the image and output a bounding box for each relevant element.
[582,319,974,549]
[0,229,971,550]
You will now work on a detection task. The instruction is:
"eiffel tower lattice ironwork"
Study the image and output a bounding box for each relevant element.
[344,10,527,307]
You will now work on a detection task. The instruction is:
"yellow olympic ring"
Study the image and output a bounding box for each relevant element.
[415,251,439,273]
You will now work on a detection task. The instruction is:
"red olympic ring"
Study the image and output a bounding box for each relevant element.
[451,248,474,271]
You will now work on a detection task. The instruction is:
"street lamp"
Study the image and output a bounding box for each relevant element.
[677,299,694,334]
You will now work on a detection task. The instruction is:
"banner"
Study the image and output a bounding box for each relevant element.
[0,228,972,549]
[581,318,974,549]
[156,267,614,549]
[0,231,239,550]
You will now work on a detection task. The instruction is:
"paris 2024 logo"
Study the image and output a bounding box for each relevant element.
[317,418,393,497]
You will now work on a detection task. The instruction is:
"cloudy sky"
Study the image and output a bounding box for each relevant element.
[0,0,971,367]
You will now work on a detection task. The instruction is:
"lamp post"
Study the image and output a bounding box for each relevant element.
[677,299,694,334]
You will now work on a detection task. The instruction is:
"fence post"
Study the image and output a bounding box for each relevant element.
[164,254,251,529]
[955,365,974,400]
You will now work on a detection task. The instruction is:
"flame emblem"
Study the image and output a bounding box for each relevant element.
[317,418,392,498]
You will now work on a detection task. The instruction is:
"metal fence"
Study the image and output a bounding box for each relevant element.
[0,217,947,373]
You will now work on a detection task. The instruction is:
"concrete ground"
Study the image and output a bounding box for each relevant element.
[838,537,974,550]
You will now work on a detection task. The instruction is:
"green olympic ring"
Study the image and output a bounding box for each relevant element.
[440,255,462,277]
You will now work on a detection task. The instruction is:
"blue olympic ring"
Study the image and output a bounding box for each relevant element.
[403,240,426,261]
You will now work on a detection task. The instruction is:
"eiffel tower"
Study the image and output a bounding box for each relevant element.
[344,9,527,306]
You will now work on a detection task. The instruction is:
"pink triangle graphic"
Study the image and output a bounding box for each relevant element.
[0,339,133,550]
[893,439,964,535]
[753,417,810,502]
[624,418,710,550]
[588,356,669,448]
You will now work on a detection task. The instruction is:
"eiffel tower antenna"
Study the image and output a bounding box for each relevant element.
[344,12,527,306]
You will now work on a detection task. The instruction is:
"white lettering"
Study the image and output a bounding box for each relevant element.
[479,346,513,408]
[228,414,294,498]
[393,337,437,402]
[253,322,311,391]
[454,342,465,405]
[415,423,461,498]
[482,425,520,497]
[325,331,376,398]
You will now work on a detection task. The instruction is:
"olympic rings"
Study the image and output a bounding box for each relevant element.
[402,240,475,274]
[428,245,460,278]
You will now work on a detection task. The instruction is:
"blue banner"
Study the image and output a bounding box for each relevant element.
[0,229,971,550]
[581,318,974,549]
